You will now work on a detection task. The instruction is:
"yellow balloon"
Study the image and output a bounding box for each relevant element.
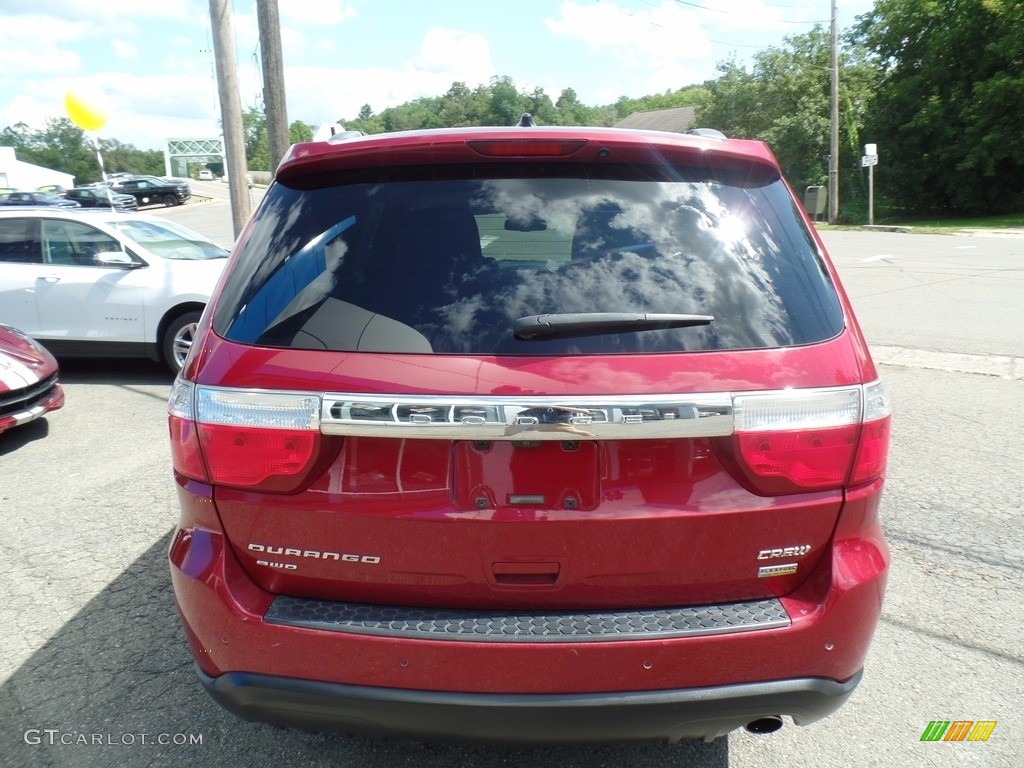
[65,91,108,132]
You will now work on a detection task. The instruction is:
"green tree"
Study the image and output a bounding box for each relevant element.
[553,88,586,125]
[346,104,385,135]
[242,106,269,170]
[852,0,1024,216]
[0,118,152,184]
[0,122,33,153]
[436,82,475,127]
[289,120,313,144]
[699,29,877,221]
[241,107,312,168]
[488,76,527,126]
[99,138,164,177]
[342,77,567,132]
[381,98,442,132]
[522,87,557,125]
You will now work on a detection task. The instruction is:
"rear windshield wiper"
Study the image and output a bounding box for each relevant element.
[513,312,714,340]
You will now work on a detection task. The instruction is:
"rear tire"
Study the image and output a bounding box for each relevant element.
[163,311,202,374]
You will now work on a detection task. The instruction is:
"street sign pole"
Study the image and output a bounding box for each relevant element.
[862,144,878,225]
[869,163,874,225]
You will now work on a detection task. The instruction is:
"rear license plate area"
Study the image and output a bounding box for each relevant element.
[453,440,599,511]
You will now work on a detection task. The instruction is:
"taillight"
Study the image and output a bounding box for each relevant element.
[168,378,208,482]
[720,382,891,495]
[850,381,891,485]
[168,380,333,493]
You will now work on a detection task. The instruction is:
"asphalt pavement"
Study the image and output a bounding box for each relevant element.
[1,195,1021,767]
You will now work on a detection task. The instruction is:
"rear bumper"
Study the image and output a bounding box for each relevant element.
[198,666,861,744]
[170,476,888,741]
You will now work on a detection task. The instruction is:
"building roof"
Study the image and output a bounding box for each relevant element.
[613,106,697,134]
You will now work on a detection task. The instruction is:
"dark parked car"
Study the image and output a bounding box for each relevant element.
[0,191,80,208]
[110,175,190,207]
[0,323,64,435]
[65,186,139,211]
[168,124,891,745]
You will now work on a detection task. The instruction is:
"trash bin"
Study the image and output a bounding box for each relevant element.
[804,186,828,221]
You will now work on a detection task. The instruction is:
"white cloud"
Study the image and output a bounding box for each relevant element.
[279,0,356,27]
[544,1,713,101]
[546,1,712,60]
[2,1,192,23]
[280,28,494,125]
[0,17,85,76]
[103,73,220,122]
[700,0,788,33]
[1,69,225,150]
[0,93,63,135]
[112,39,139,59]
[639,62,704,99]
[2,1,878,153]
[236,0,357,63]
[413,29,492,76]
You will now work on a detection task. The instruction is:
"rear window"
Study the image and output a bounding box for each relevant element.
[214,163,843,355]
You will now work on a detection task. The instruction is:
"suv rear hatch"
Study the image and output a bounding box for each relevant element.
[171,130,888,610]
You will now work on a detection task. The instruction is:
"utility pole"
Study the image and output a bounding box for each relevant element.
[209,0,251,237]
[828,0,839,224]
[257,0,290,174]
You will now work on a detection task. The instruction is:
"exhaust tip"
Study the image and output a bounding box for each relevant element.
[744,716,784,735]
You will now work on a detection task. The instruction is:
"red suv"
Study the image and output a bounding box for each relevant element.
[168,124,890,744]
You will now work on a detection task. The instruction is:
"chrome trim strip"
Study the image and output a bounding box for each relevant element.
[320,393,734,440]
[8,403,48,427]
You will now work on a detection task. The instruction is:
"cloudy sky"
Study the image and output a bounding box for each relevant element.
[0,0,874,151]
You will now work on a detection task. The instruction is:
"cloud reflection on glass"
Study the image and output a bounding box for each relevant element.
[221,172,843,355]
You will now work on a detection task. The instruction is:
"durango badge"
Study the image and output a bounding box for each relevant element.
[248,543,381,567]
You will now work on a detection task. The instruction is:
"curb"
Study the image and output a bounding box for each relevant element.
[861,225,913,233]
[872,345,1024,380]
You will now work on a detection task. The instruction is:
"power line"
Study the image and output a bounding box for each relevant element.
[667,0,828,23]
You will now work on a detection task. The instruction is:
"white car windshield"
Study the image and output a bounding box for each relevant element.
[109,219,229,260]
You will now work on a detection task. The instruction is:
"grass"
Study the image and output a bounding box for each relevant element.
[890,212,1024,230]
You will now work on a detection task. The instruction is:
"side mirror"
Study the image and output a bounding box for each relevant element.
[94,251,143,269]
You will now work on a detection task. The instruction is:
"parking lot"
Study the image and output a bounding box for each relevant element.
[2,195,1021,767]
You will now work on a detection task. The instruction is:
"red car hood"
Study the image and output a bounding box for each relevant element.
[0,326,59,393]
